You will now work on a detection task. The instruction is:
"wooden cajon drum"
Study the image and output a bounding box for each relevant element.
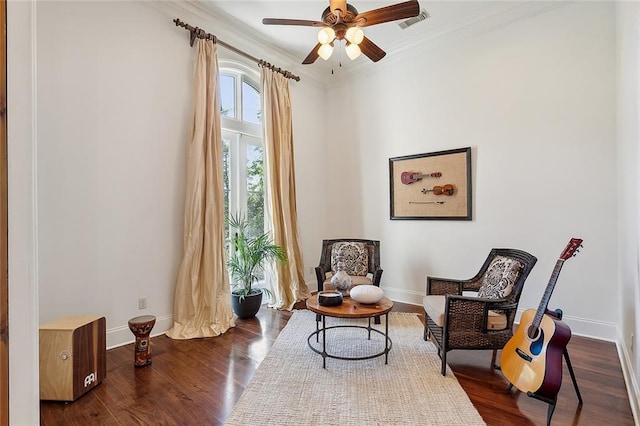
[39,315,106,401]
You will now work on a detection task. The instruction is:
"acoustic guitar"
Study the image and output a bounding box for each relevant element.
[500,237,583,399]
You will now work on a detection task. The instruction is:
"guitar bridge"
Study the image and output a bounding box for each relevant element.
[515,348,533,362]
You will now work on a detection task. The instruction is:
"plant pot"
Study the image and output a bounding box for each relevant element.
[231,289,263,319]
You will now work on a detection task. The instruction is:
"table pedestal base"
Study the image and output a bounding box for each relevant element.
[307,313,392,368]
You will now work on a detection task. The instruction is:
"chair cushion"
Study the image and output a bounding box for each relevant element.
[423,295,446,327]
[331,242,368,276]
[323,275,371,291]
[422,295,507,330]
[477,256,523,299]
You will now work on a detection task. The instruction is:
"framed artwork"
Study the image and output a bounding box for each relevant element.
[389,147,472,220]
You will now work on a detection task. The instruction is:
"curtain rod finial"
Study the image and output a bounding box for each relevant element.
[175,19,300,81]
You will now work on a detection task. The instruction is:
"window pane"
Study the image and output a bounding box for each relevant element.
[245,144,264,239]
[220,75,235,118]
[220,68,264,281]
[242,80,261,124]
[222,137,231,243]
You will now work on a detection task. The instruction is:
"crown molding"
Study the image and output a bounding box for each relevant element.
[144,0,328,87]
[326,1,570,86]
[145,1,569,88]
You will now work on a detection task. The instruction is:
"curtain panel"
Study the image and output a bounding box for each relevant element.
[166,40,234,339]
[261,68,310,310]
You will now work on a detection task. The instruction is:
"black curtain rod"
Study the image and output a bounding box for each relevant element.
[173,18,301,82]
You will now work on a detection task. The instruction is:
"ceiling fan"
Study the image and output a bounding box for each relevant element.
[262,0,420,64]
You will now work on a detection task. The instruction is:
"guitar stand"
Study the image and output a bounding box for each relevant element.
[509,308,583,425]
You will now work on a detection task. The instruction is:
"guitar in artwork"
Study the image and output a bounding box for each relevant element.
[500,237,583,399]
[401,171,442,184]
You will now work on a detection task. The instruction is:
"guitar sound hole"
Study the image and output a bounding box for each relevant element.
[526,325,540,340]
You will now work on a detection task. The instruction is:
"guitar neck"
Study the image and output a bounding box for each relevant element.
[532,259,565,328]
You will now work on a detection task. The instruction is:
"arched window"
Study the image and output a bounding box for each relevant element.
[220,63,264,241]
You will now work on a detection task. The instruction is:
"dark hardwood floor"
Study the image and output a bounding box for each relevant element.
[41,302,635,425]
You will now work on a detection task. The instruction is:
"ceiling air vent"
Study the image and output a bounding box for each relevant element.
[398,9,429,29]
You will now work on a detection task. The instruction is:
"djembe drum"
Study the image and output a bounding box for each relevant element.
[128,315,156,367]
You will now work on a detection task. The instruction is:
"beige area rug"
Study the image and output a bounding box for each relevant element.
[225,310,486,425]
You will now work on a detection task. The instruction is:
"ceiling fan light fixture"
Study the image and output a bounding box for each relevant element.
[318,42,334,60]
[317,27,336,44]
[345,27,364,45]
[345,42,362,60]
[263,0,418,64]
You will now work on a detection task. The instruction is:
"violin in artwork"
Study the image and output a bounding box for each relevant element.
[421,184,454,196]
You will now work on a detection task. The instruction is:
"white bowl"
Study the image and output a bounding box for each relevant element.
[350,285,384,304]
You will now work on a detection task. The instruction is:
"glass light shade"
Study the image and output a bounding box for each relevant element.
[345,27,364,44]
[317,27,336,44]
[345,42,362,60]
[318,43,334,60]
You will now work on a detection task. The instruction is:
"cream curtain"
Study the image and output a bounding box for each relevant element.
[166,40,235,339]
[261,68,310,310]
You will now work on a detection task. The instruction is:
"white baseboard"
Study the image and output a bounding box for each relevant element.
[382,286,424,307]
[546,312,617,342]
[617,335,640,425]
[382,286,618,341]
[106,314,174,350]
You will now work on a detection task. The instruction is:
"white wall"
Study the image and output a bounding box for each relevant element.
[8,1,39,424]
[616,0,640,419]
[327,2,618,339]
[34,0,327,349]
[290,81,329,283]
[36,0,192,346]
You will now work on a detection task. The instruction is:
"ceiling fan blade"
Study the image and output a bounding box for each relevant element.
[359,37,386,62]
[302,43,322,64]
[262,18,326,27]
[330,0,348,17]
[355,0,420,27]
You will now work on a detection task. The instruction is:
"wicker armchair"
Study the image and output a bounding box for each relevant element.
[423,248,537,376]
[315,239,383,292]
[315,239,383,322]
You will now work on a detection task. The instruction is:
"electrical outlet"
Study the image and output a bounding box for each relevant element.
[138,297,147,310]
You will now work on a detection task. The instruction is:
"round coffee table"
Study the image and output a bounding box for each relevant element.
[306,294,394,368]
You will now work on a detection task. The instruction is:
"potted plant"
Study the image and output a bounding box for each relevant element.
[227,213,287,319]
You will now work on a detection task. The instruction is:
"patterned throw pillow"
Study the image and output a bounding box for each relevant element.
[331,242,369,276]
[477,256,523,299]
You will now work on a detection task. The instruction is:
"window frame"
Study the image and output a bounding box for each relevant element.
[220,62,261,139]
[219,61,264,234]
